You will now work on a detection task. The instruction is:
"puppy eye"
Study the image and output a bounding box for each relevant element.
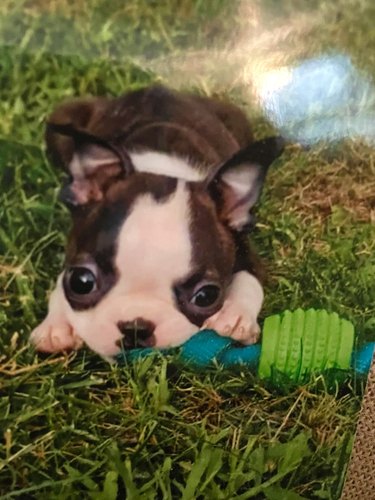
[67,267,97,295]
[191,284,221,308]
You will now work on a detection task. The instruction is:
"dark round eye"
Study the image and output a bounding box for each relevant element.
[67,267,97,295]
[191,285,221,308]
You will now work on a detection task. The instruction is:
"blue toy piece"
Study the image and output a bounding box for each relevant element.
[352,342,375,375]
[116,309,375,383]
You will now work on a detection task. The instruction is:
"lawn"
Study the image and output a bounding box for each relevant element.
[0,0,375,498]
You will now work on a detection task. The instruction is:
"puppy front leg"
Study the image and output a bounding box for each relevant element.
[203,271,263,345]
[30,274,83,353]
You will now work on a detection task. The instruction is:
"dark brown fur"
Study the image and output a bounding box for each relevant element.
[46,85,253,171]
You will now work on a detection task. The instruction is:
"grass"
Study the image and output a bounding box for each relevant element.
[0,0,375,498]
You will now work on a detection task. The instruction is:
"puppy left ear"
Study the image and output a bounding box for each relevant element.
[206,136,285,231]
[47,123,134,208]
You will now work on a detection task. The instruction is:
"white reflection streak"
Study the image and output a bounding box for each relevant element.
[142,11,314,92]
[254,56,375,145]
[2,0,374,145]
[139,0,375,146]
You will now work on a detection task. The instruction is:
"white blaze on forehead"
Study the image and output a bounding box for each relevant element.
[115,180,192,296]
[130,151,206,182]
[70,149,206,182]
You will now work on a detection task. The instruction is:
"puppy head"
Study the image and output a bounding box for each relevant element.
[47,108,283,359]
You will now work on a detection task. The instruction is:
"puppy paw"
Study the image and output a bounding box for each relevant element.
[30,320,83,353]
[203,300,260,345]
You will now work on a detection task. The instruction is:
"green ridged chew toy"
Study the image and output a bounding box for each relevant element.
[117,308,358,384]
[258,308,355,382]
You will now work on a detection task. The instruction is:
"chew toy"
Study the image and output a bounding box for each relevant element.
[116,308,375,383]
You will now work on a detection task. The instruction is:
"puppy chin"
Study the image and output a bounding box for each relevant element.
[79,314,197,359]
[74,323,123,360]
[153,314,198,348]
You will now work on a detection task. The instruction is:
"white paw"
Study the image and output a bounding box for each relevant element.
[30,320,83,353]
[202,299,260,345]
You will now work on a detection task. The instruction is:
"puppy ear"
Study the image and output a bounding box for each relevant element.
[45,99,133,208]
[206,137,284,231]
[45,97,107,171]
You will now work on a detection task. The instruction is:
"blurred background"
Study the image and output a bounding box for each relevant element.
[0,0,375,145]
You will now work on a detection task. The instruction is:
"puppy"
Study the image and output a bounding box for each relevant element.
[30,85,284,360]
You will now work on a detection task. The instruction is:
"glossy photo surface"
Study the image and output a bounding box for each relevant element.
[0,1,374,498]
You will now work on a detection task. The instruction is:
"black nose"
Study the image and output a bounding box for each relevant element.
[117,318,156,349]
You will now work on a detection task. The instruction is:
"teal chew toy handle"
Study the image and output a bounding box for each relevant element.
[117,309,375,383]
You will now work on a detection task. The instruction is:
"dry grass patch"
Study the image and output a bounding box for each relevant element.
[274,142,375,225]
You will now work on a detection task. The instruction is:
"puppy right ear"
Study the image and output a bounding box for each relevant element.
[45,98,107,170]
[205,136,285,231]
[45,99,134,208]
